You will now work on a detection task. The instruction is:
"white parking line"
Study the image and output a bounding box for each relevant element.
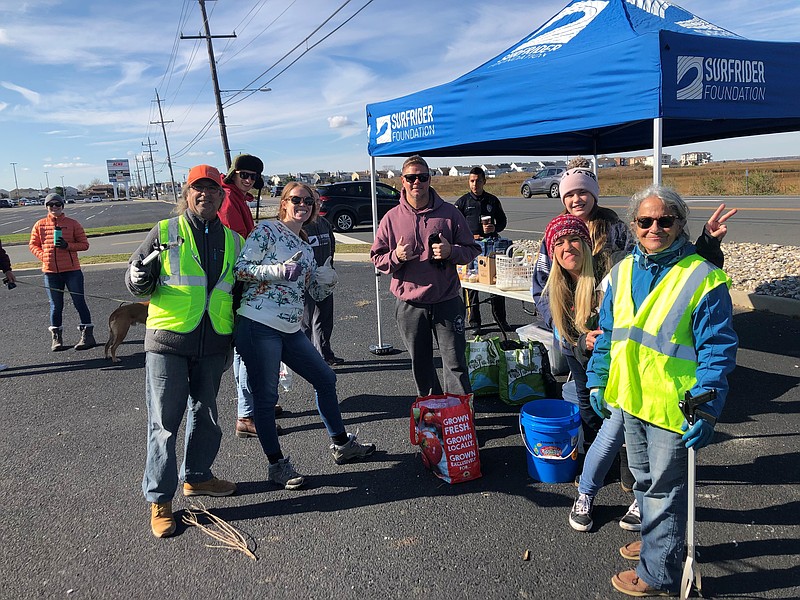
[334,233,367,244]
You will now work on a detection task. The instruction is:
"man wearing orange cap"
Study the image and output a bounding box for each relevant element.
[126,165,244,538]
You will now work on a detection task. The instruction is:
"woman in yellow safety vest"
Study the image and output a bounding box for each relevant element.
[586,185,738,597]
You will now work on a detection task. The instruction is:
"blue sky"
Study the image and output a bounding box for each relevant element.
[1,0,799,191]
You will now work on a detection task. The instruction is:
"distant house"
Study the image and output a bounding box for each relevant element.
[644,154,672,167]
[680,151,712,166]
[629,156,649,166]
[510,161,541,173]
[448,166,472,177]
[431,167,447,177]
[613,157,629,167]
[597,156,617,169]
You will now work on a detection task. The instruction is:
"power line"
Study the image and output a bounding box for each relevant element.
[218,0,297,67]
[223,0,355,107]
[224,0,376,109]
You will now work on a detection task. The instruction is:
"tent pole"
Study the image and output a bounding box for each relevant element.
[653,117,663,185]
[369,155,393,356]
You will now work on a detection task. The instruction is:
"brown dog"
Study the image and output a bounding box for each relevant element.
[105,301,149,362]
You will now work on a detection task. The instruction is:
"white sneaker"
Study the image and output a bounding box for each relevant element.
[619,499,641,532]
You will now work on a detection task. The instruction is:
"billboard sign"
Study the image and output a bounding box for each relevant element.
[107,159,131,183]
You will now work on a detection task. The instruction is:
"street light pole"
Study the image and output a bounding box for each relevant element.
[10,162,19,200]
[61,176,65,197]
[44,171,50,191]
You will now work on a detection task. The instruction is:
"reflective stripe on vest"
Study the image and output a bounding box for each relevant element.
[146,216,242,334]
[605,253,730,433]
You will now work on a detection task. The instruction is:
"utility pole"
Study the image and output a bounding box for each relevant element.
[44,171,50,191]
[181,0,236,169]
[142,138,159,200]
[10,162,19,200]
[138,155,150,196]
[134,156,144,196]
[151,89,179,202]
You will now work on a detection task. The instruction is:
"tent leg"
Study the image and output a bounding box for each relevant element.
[653,117,663,185]
[368,155,393,356]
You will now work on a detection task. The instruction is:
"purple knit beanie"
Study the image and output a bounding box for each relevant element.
[559,168,600,204]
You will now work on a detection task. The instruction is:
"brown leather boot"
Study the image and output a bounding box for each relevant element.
[50,327,64,351]
[74,324,96,350]
[150,502,176,538]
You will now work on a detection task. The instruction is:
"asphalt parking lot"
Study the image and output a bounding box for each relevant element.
[0,261,798,599]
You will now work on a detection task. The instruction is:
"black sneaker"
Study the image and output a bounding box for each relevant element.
[619,499,641,532]
[569,493,594,532]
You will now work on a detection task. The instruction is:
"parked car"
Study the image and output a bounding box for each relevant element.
[0,199,12,208]
[90,196,102,202]
[316,181,401,232]
[520,167,566,198]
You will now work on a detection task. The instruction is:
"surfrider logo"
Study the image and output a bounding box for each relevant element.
[676,56,704,100]
[374,105,435,145]
[375,115,392,144]
[495,0,609,64]
[677,56,767,102]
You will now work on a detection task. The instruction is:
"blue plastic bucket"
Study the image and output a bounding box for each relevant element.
[520,399,581,483]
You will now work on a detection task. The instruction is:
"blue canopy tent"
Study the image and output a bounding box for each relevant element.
[363,0,800,353]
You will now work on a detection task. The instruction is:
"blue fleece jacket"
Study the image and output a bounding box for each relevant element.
[586,237,737,420]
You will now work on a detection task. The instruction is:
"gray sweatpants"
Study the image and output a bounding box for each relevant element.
[395,295,471,397]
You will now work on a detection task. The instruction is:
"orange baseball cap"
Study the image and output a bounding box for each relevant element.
[187,164,222,187]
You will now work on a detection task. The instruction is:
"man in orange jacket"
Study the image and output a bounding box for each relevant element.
[29,193,96,351]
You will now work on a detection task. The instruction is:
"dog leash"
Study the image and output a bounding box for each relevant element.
[9,279,138,305]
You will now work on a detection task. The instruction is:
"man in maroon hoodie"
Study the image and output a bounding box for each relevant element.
[371,155,480,397]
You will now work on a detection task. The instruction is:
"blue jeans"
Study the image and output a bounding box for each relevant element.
[233,350,255,418]
[577,407,625,496]
[44,270,92,328]
[142,351,226,504]
[565,353,602,448]
[623,411,688,593]
[234,316,344,458]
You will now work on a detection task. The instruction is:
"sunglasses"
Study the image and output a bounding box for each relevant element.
[191,184,221,194]
[635,215,678,229]
[288,196,315,206]
[47,203,64,208]
[237,171,257,181]
[402,173,430,183]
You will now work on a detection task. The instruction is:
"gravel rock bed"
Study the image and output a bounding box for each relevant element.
[722,242,800,300]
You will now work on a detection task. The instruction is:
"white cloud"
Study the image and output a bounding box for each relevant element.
[328,116,354,129]
[0,101,7,111]
[43,162,93,169]
[1,81,40,104]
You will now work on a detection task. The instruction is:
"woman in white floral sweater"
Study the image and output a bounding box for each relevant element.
[234,182,376,489]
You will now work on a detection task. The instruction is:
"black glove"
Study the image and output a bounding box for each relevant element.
[55,238,69,249]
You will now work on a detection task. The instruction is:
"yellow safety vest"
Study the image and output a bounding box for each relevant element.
[147,215,242,334]
[605,253,730,433]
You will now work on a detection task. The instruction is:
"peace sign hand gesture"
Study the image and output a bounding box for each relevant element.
[704,203,738,241]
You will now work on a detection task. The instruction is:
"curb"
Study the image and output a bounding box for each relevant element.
[730,290,800,318]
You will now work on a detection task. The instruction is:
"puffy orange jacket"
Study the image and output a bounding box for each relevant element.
[29,213,90,273]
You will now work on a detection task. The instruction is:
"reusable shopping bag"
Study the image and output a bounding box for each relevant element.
[493,339,552,405]
[465,335,502,397]
[410,394,482,484]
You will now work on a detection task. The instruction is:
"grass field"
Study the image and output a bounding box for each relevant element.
[383,159,800,198]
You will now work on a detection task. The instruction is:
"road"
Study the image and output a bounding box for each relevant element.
[0,262,797,599]
[2,196,797,267]
[339,195,800,246]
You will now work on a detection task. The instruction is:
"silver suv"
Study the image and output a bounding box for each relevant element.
[520,167,566,198]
